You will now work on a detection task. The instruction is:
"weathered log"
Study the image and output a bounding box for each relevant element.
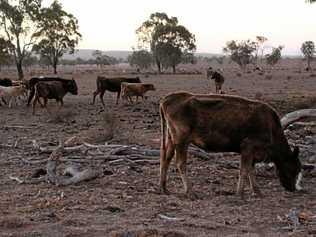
[46,144,101,186]
[281,109,316,129]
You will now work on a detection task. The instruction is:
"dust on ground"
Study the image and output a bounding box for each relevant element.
[1,63,316,236]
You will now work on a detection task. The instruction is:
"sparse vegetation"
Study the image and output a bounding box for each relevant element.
[265,46,283,68]
[92,50,118,67]
[128,49,153,70]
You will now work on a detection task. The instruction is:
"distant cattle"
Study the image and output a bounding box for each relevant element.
[206,67,225,94]
[121,82,155,104]
[92,76,141,106]
[27,77,78,106]
[159,92,302,197]
[32,79,78,115]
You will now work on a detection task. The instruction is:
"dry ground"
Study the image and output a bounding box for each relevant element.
[1,62,316,236]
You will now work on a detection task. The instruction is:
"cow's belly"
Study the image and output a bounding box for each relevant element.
[191,132,241,153]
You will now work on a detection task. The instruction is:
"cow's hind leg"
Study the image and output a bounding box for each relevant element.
[91,90,99,105]
[248,163,262,197]
[175,143,191,196]
[116,91,120,105]
[100,90,106,107]
[238,139,263,197]
[160,132,175,194]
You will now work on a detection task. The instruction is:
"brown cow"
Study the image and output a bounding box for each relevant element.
[159,92,302,197]
[92,76,141,106]
[121,82,155,104]
[206,67,225,94]
[32,80,78,115]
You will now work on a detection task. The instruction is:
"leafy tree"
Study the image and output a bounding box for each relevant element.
[265,46,283,68]
[137,12,196,73]
[0,0,42,79]
[128,49,152,70]
[33,0,81,74]
[223,39,258,71]
[301,41,315,71]
[307,0,316,3]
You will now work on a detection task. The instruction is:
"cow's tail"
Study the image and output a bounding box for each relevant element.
[159,102,167,162]
[96,76,102,91]
[32,84,39,114]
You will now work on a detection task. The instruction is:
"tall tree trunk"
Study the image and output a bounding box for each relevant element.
[17,60,24,80]
[307,57,311,71]
[172,65,176,74]
[53,64,57,74]
[155,57,161,74]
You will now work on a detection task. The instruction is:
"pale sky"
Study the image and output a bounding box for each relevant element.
[43,0,316,55]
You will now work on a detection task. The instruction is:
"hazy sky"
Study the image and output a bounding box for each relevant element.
[43,0,316,55]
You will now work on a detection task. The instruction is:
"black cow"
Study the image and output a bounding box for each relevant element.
[27,77,78,106]
[32,80,78,115]
[92,76,141,106]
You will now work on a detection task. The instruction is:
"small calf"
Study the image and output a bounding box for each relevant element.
[0,85,27,108]
[121,83,155,103]
[32,80,77,115]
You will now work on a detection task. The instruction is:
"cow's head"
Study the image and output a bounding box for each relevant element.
[278,146,302,192]
[67,79,78,95]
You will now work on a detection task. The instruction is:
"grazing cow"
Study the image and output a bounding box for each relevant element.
[32,80,78,115]
[159,92,302,197]
[0,85,27,107]
[121,82,155,103]
[206,67,225,94]
[27,77,78,106]
[92,76,141,106]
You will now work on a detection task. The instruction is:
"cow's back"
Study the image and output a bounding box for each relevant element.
[161,92,280,152]
[36,81,65,99]
[97,76,141,92]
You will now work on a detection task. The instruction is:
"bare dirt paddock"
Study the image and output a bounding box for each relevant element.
[1,64,316,236]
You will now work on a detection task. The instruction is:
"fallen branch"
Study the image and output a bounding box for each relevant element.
[281,109,316,129]
[46,142,101,186]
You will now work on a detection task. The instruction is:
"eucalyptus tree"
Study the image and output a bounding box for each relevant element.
[33,0,81,74]
[137,12,196,73]
[0,0,42,79]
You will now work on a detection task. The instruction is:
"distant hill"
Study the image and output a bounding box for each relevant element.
[63,49,223,61]
[62,49,301,61]
[62,49,132,60]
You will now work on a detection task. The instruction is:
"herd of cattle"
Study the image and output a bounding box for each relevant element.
[0,76,157,114]
[0,71,310,198]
